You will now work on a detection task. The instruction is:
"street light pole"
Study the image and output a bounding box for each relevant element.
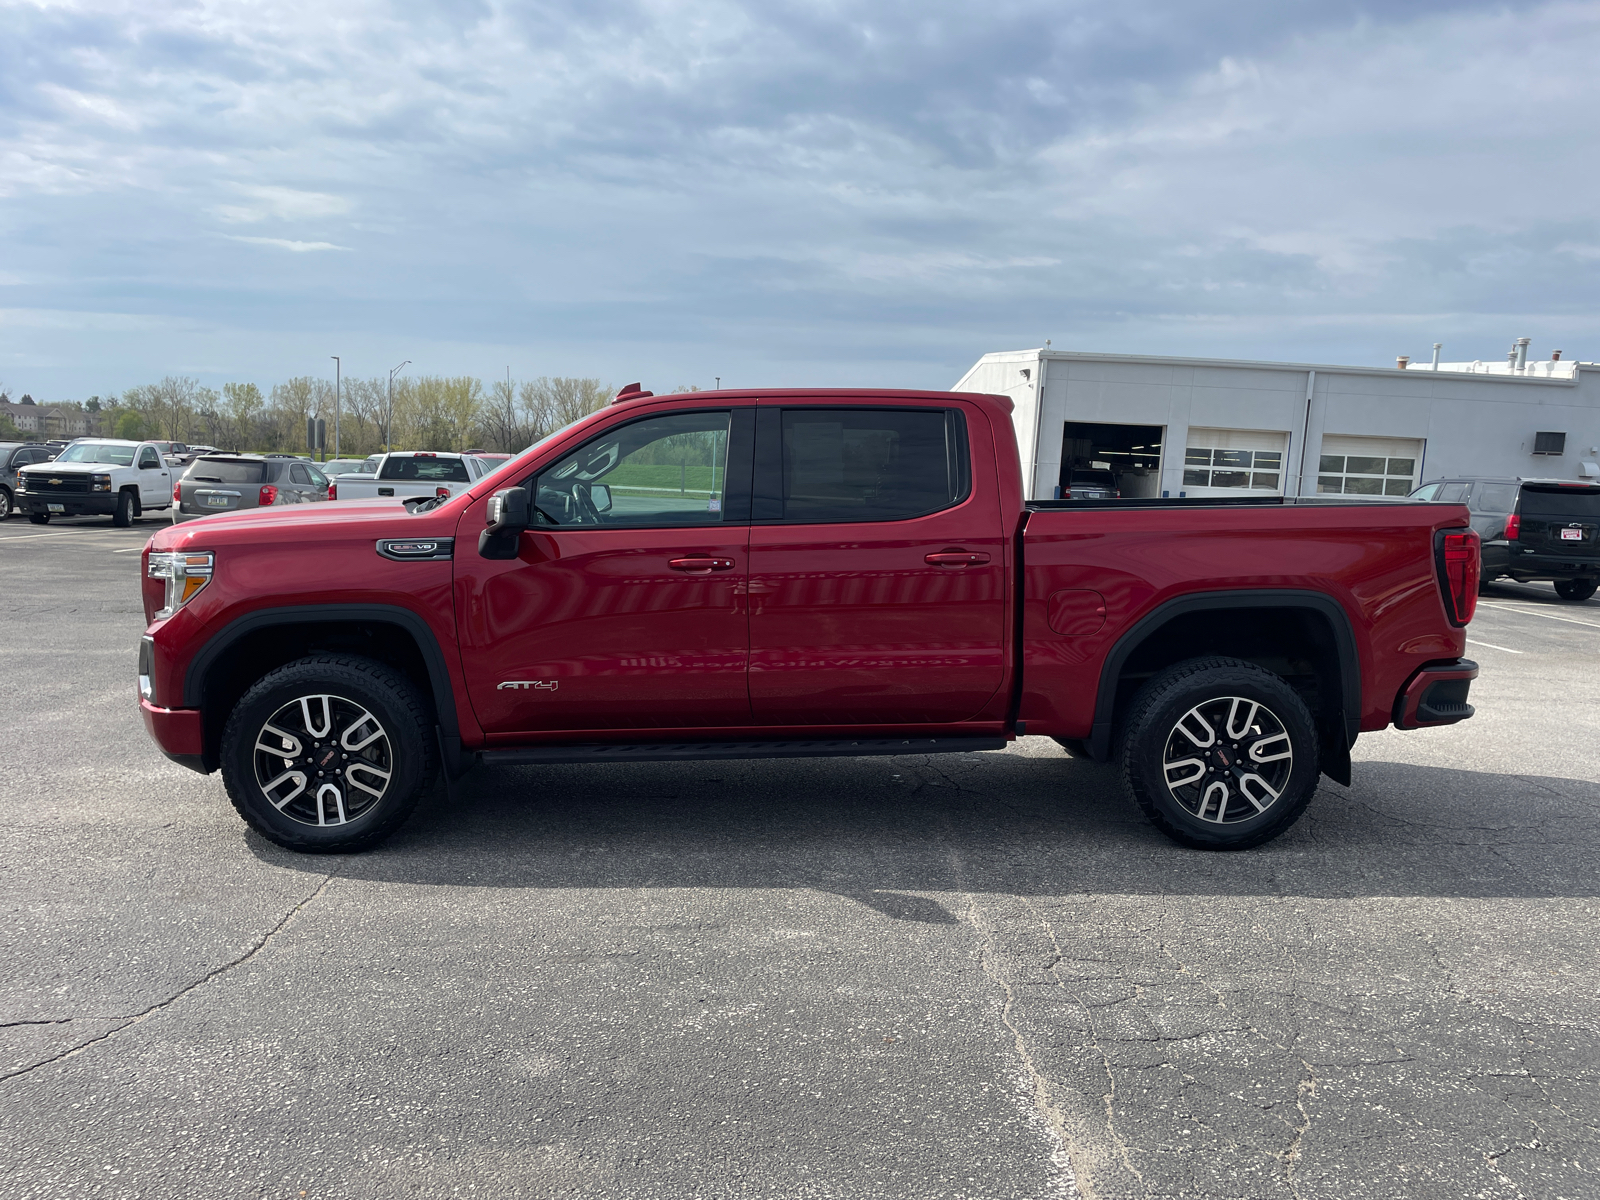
[387,360,410,455]
[329,356,340,461]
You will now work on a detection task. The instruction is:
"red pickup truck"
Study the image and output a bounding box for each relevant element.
[138,387,1480,853]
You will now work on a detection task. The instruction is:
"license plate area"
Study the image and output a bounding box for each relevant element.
[47,503,64,513]
[204,494,231,507]
[1561,527,1584,541]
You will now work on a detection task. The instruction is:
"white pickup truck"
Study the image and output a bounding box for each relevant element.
[327,451,493,503]
[16,438,173,526]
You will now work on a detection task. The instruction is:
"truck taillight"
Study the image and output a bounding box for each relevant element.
[328,482,336,500]
[259,484,278,506]
[436,486,451,499]
[1505,512,1520,540]
[1436,528,1480,626]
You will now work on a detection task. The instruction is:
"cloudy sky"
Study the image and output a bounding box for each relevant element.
[3,0,1599,400]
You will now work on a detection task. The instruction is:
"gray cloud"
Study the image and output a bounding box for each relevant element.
[0,0,1593,397]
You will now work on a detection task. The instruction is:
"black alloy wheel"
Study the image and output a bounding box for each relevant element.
[1554,578,1598,602]
[0,487,11,520]
[220,655,436,852]
[1121,656,1320,850]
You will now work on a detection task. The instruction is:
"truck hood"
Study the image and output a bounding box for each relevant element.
[20,463,105,475]
[148,496,465,552]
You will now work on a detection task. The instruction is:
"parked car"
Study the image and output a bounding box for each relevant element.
[319,457,379,480]
[137,386,1480,854]
[1410,476,1600,600]
[172,454,330,523]
[17,438,173,525]
[0,442,56,519]
[326,451,493,503]
[1060,467,1119,500]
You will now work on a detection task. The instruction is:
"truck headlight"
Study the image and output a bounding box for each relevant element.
[91,474,113,492]
[147,551,214,618]
[15,475,25,492]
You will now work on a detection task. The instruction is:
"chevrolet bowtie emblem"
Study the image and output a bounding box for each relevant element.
[49,478,62,485]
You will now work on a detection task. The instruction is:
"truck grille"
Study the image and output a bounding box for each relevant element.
[25,475,90,494]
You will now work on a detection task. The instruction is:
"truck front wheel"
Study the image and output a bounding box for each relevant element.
[112,489,135,527]
[1121,656,1319,851]
[219,655,437,852]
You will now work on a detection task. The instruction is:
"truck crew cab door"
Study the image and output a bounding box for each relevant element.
[746,402,1008,725]
[136,445,170,508]
[456,407,756,734]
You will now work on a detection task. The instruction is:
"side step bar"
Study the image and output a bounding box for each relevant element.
[479,736,1009,767]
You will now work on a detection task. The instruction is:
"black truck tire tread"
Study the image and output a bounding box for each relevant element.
[220,654,437,853]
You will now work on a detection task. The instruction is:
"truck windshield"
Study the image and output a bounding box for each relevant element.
[380,457,471,483]
[1520,485,1600,519]
[186,458,266,484]
[53,442,137,466]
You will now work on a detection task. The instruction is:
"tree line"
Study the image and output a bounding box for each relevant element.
[32,375,624,456]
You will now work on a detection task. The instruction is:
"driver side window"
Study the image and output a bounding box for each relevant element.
[138,447,161,470]
[533,411,733,528]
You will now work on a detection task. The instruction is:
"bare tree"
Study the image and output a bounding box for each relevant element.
[518,377,612,444]
[222,382,264,451]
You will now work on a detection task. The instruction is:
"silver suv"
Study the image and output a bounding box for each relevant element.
[173,455,330,523]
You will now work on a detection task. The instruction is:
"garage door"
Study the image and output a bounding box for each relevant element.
[1318,435,1423,498]
[1183,427,1289,495]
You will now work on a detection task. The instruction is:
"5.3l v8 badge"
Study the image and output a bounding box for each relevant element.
[497,680,559,691]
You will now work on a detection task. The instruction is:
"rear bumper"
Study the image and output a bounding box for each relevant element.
[17,493,117,516]
[1393,658,1479,730]
[140,698,210,774]
[1505,547,1600,581]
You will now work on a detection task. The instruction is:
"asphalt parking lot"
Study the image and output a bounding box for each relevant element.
[2,514,1597,1200]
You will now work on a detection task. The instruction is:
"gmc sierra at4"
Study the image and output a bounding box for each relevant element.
[136,386,1481,853]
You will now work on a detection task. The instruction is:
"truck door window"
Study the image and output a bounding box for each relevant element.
[533,410,735,527]
[767,408,969,524]
[139,447,162,470]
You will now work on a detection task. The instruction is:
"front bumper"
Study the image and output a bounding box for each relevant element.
[140,698,210,774]
[1393,658,1479,730]
[17,492,117,516]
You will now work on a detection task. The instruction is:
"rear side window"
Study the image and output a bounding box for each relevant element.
[381,456,471,483]
[1520,485,1600,519]
[774,408,970,523]
[1437,482,1471,503]
[1474,484,1517,513]
[290,464,311,484]
[187,458,265,484]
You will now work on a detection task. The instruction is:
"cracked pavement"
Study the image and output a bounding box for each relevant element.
[2,521,1597,1198]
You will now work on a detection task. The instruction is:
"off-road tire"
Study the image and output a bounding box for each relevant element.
[1554,578,1598,602]
[1121,656,1320,850]
[28,511,49,525]
[220,655,436,852]
[112,489,135,527]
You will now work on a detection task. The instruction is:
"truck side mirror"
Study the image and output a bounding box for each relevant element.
[478,486,529,559]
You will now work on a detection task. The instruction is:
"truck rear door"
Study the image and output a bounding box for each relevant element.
[746,402,1008,725]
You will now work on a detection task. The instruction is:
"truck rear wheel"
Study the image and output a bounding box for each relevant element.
[1554,578,1597,602]
[220,655,436,852]
[1120,656,1319,850]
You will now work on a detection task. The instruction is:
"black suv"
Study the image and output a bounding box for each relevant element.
[0,442,55,520]
[1411,476,1600,601]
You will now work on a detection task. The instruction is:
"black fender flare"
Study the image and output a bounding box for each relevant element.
[1086,589,1362,769]
[182,603,462,746]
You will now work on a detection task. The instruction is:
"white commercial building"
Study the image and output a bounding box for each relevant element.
[955,346,1600,502]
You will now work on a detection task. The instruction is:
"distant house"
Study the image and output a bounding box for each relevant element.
[0,401,102,439]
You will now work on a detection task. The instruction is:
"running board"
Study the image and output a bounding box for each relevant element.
[479,736,1008,767]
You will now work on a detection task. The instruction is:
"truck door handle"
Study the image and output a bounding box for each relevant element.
[925,551,990,567]
[669,557,736,574]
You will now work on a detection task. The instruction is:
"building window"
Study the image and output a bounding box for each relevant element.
[1533,431,1566,456]
[1316,435,1423,498]
[1182,428,1287,493]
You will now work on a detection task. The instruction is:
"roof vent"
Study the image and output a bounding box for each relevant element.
[1396,355,1410,369]
[612,382,655,404]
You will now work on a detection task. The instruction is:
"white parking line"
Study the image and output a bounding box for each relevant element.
[112,547,145,554]
[1477,602,1600,632]
[1465,637,1523,654]
[0,531,88,543]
